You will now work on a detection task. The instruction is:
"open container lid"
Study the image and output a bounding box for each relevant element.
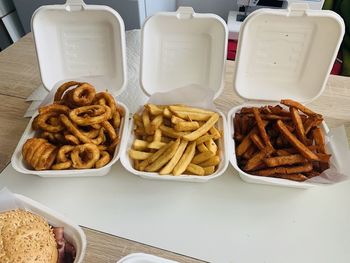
[140,6,228,99]
[31,0,127,95]
[234,3,345,103]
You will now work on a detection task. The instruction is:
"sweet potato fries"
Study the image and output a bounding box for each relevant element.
[233,99,331,182]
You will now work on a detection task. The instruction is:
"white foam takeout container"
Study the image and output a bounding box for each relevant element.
[2,192,86,263]
[228,4,345,188]
[117,253,177,263]
[120,7,229,182]
[11,0,129,177]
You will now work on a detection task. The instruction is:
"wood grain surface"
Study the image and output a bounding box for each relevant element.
[0,33,349,262]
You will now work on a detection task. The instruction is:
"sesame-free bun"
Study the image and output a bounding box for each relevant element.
[0,209,58,263]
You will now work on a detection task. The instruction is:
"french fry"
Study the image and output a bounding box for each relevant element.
[290,107,307,144]
[133,113,143,128]
[198,156,220,167]
[209,126,221,140]
[174,121,200,132]
[129,149,152,160]
[169,105,215,115]
[148,141,166,150]
[171,115,185,124]
[242,144,257,159]
[142,110,152,135]
[234,113,242,138]
[205,138,218,154]
[255,163,313,176]
[153,129,162,142]
[145,104,164,115]
[196,134,214,145]
[149,115,163,134]
[241,115,250,135]
[138,141,174,171]
[160,140,188,174]
[281,99,320,117]
[145,138,180,172]
[185,163,205,176]
[182,113,220,141]
[244,147,273,171]
[173,141,196,176]
[203,166,215,175]
[250,133,264,150]
[252,107,273,149]
[172,110,212,121]
[134,160,140,170]
[132,139,148,151]
[192,151,215,164]
[276,120,319,161]
[159,125,188,138]
[264,154,306,167]
[313,128,326,153]
[163,107,172,118]
[197,143,209,153]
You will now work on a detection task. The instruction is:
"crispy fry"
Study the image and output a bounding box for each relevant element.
[192,151,215,164]
[145,138,180,172]
[182,113,219,141]
[196,134,214,145]
[209,126,221,140]
[142,109,151,135]
[197,143,209,153]
[313,128,326,153]
[242,144,257,159]
[138,141,173,171]
[160,140,188,174]
[129,149,152,160]
[253,107,273,149]
[145,104,164,115]
[172,110,212,121]
[169,105,215,115]
[132,139,148,151]
[250,133,264,150]
[255,163,313,176]
[198,156,220,167]
[163,107,172,118]
[236,122,267,156]
[174,121,200,132]
[173,141,196,176]
[276,120,319,161]
[159,125,188,138]
[234,113,242,138]
[280,99,320,117]
[148,141,166,150]
[241,115,250,135]
[153,129,162,142]
[304,117,323,134]
[185,163,205,176]
[149,115,163,134]
[203,166,215,175]
[244,147,273,171]
[171,115,185,124]
[205,138,218,154]
[264,154,306,167]
[290,107,307,144]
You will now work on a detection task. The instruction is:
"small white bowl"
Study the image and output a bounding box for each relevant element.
[120,107,229,182]
[11,102,129,177]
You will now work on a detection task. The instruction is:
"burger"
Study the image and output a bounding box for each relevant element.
[0,209,76,263]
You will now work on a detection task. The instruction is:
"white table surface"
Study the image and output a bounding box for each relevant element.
[1,161,350,263]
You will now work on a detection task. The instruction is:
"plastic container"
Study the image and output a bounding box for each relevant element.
[117,253,177,263]
[228,4,345,188]
[14,193,86,263]
[11,0,129,177]
[120,7,229,182]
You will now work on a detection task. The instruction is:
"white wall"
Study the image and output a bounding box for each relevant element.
[176,0,238,21]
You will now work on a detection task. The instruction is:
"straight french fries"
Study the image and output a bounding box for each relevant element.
[233,99,331,182]
[130,104,222,176]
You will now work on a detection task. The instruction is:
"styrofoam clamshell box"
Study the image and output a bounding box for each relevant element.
[11,0,129,177]
[228,4,345,188]
[14,193,86,263]
[120,7,229,182]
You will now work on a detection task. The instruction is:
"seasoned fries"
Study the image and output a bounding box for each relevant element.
[130,104,222,176]
[233,99,331,182]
